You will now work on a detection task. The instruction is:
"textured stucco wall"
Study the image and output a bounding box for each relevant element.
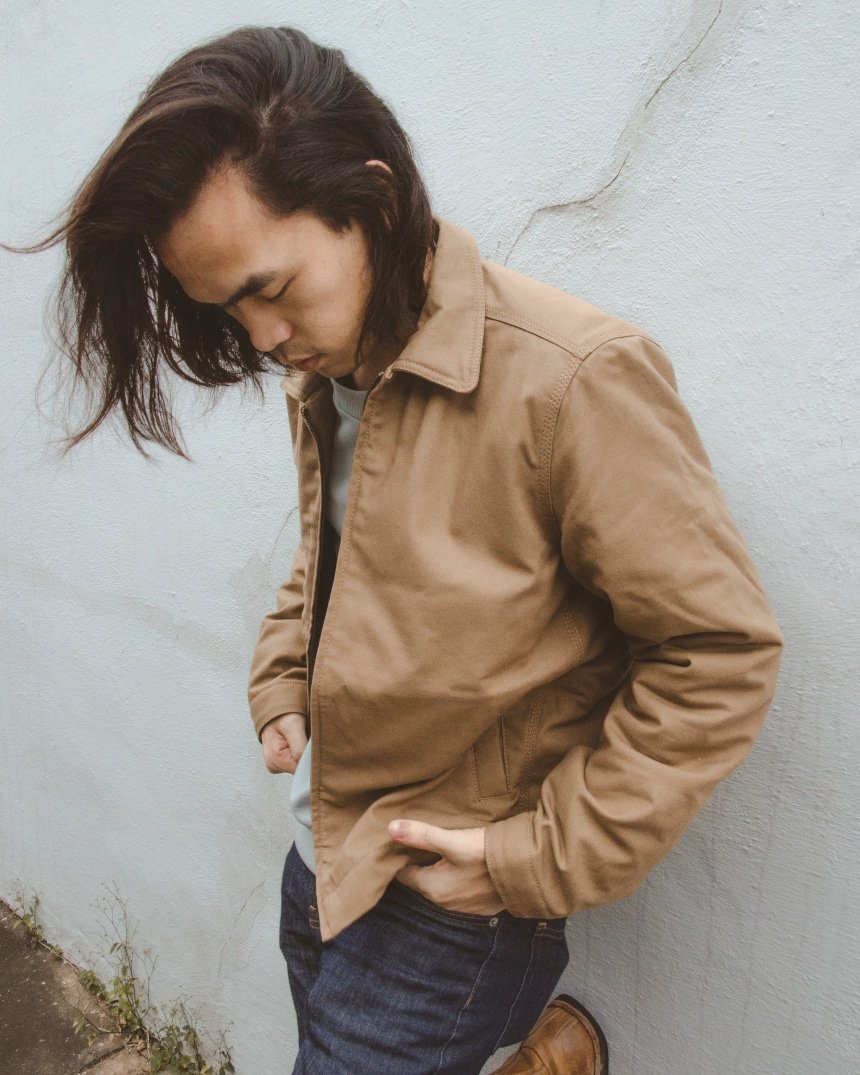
[1,2,858,1073]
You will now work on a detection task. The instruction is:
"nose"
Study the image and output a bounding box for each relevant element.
[244,309,294,354]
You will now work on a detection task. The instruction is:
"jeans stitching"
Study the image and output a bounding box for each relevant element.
[434,923,502,1074]
[493,923,539,1051]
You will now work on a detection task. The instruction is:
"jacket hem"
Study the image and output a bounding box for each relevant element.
[249,681,309,740]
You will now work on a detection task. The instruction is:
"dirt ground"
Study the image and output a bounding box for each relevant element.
[0,901,148,1075]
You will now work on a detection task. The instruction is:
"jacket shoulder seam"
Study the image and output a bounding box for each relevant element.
[539,333,660,530]
[537,360,582,538]
[485,304,580,354]
[579,330,662,360]
[485,304,653,360]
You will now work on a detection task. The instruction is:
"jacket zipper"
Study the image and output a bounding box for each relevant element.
[298,374,387,696]
[298,403,327,695]
[299,371,390,873]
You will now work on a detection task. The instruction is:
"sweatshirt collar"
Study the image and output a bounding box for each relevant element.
[280,217,485,401]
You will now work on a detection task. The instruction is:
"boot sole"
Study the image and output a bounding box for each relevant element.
[555,994,609,1075]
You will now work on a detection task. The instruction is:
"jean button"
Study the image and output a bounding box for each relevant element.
[489,916,499,927]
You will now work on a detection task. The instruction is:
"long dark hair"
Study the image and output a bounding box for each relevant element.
[7,26,434,457]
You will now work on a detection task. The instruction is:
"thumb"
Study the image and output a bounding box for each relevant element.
[388,819,472,858]
[284,722,308,758]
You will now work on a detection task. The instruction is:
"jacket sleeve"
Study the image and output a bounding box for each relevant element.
[484,334,783,918]
[247,539,310,740]
[247,395,310,740]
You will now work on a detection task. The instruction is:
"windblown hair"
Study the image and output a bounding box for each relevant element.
[10,26,434,456]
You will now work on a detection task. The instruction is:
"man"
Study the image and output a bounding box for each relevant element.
[14,25,782,1075]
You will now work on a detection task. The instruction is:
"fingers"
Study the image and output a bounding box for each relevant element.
[394,859,506,916]
[389,819,447,852]
[282,714,308,757]
[261,712,308,774]
[394,863,424,889]
[388,819,486,862]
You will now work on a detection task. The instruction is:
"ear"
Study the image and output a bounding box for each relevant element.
[365,158,393,176]
[365,159,396,229]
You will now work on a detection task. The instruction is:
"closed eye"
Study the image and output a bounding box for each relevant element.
[215,273,295,312]
[262,278,293,303]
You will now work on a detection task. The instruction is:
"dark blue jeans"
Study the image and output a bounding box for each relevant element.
[279,842,569,1074]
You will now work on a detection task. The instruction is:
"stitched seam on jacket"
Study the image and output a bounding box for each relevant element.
[469,741,481,801]
[517,694,543,810]
[472,715,512,801]
[538,359,582,537]
[543,334,658,532]
[485,306,653,361]
[562,608,586,665]
[485,304,583,352]
[500,717,511,790]
[526,824,552,912]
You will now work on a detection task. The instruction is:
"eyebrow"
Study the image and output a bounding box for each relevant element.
[217,271,279,309]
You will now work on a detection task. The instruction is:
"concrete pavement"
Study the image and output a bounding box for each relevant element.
[0,901,148,1075]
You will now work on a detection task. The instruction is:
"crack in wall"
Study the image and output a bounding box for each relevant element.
[267,506,299,567]
[504,0,728,266]
[216,873,267,979]
[643,0,726,114]
[5,550,243,670]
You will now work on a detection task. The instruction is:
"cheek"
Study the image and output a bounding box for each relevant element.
[300,290,356,340]
[342,272,372,330]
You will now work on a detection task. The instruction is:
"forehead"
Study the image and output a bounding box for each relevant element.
[155,168,312,303]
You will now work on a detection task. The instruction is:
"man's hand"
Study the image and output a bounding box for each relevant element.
[388,819,506,916]
[261,712,308,774]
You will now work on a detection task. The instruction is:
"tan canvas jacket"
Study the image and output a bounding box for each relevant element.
[248,218,783,941]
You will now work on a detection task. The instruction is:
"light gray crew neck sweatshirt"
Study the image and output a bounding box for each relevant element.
[290,377,371,872]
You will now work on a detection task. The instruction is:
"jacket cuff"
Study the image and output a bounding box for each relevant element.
[484,811,559,919]
[249,682,309,741]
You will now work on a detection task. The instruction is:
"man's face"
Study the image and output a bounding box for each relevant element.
[156,167,373,380]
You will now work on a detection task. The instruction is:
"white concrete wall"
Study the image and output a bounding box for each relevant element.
[1,1,857,1072]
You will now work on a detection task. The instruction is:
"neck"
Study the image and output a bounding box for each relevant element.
[337,366,376,391]
[340,240,436,391]
[346,316,419,390]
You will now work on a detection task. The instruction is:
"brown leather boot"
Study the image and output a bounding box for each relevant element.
[489,995,609,1074]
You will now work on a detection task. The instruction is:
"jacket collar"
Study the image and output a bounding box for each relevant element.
[280,217,485,401]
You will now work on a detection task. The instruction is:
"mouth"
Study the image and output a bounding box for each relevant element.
[289,354,322,373]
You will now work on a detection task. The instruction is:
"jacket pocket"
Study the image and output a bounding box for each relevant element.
[471,714,511,800]
[471,693,544,803]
